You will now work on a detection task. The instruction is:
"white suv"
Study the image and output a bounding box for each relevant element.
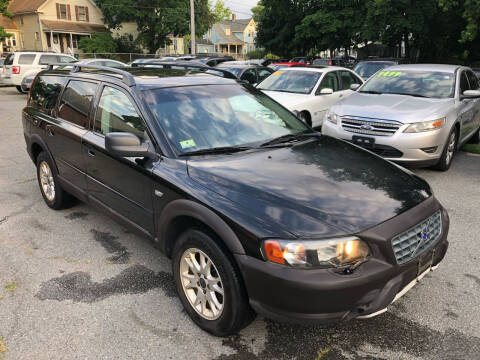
[2,52,76,93]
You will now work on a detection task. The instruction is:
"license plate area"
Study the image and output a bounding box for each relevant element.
[352,135,375,149]
[417,250,434,277]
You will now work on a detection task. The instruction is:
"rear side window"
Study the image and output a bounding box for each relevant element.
[18,54,36,65]
[30,76,65,114]
[59,56,75,63]
[4,54,14,65]
[317,72,339,93]
[58,80,97,127]
[39,55,58,65]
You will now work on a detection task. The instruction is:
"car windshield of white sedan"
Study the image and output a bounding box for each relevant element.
[360,71,455,98]
[257,70,321,94]
[143,85,309,153]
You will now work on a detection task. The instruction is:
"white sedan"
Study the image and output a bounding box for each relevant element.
[257,67,363,128]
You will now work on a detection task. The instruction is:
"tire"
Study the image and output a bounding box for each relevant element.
[299,111,312,127]
[433,127,458,171]
[36,152,71,210]
[468,127,480,144]
[172,228,255,336]
[16,85,26,94]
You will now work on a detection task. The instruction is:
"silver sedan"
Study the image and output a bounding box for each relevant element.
[323,64,480,170]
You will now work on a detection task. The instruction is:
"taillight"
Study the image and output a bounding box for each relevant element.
[12,66,21,74]
[328,60,332,66]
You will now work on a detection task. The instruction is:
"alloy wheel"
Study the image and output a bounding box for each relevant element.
[445,132,456,165]
[179,248,224,320]
[39,161,55,201]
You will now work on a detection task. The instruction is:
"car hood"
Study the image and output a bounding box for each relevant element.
[332,92,454,123]
[187,137,431,238]
[261,90,311,108]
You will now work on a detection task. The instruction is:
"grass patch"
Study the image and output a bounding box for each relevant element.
[0,337,7,354]
[5,282,18,293]
[462,143,480,154]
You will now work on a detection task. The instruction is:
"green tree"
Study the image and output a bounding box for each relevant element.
[251,4,264,23]
[0,0,12,43]
[78,32,117,53]
[95,0,214,53]
[211,0,231,22]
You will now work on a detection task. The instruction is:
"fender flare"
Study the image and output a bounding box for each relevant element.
[29,133,59,173]
[157,199,245,257]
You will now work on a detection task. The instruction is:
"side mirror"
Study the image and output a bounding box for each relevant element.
[319,88,334,95]
[350,83,361,91]
[462,90,480,99]
[105,132,154,158]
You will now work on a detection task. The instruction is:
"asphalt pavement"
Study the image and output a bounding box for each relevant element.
[1,86,479,359]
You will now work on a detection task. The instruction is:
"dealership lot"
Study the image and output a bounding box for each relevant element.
[1,86,480,359]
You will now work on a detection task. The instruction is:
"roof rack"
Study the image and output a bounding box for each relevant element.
[46,63,136,86]
[131,61,238,80]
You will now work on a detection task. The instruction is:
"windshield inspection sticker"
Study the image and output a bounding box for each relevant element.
[377,71,403,77]
[180,139,196,149]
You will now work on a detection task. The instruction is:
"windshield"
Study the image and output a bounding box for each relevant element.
[257,70,321,94]
[353,62,393,78]
[143,85,309,154]
[360,70,455,98]
[219,67,243,77]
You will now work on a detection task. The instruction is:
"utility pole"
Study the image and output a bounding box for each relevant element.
[190,0,196,55]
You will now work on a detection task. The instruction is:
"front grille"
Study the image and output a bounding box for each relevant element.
[391,211,442,264]
[368,145,403,158]
[341,116,402,136]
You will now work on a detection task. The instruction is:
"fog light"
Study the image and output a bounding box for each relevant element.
[421,146,438,154]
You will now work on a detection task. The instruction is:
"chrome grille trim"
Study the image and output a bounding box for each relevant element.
[391,211,442,264]
[341,116,402,136]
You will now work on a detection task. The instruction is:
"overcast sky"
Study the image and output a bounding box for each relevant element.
[223,0,259,18]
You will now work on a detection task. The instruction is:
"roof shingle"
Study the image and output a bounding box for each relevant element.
[0,14,17,29]
[41,20,107,33]
[8,0,47,14]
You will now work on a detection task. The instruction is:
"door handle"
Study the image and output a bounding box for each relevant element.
[87,149,96,157]
[45,125,55,136]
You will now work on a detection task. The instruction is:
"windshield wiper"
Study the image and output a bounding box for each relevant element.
[260,132,320,147]
[359,90,383,94]
[179,146,253,157]
[386,92,430,98]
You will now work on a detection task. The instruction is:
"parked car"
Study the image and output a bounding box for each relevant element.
[23,63,449,336]
[269,62,308,71]
[257,67,363,127]
[323,64,480,171]
[313,58,347,67]
[290,56,311,64]
[2,51,76,93]
[76,58,127,67]
[197,56,234,67]
[353,59,409,81]
[215,63,275,85]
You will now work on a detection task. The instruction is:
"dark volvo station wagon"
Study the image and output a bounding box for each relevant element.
[22,64,449,336]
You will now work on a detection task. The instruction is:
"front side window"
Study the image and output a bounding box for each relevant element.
[361,70,455,99]
[143,85,308,154]
[18,54,36,65]
[466,71,479,90]
[317,72,339,93]
[39,55,58,65]
[94,86,145,140]
[257,68,273,83]
[30,76,65,114]
[58,81,97,127]
[340,70,361,90]
[460,72,470,93]
[257,70,321,94]
[241,69,257,84]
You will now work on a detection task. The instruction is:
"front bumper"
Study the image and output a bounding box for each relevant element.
[235,197,449,324]
[322,120,450,165]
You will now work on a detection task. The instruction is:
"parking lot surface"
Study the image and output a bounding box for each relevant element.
[1,86,480,359]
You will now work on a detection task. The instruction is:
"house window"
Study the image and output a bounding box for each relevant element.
[225,28,231,36]
[72,35,79,49]
[20,17,24,25]
[59,4,68,20]
[77,6,87,21]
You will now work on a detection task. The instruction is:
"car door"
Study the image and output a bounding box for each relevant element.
[466,70,480,135]
[458,70,477,141]
[47,79,98,192]
[82,84,155,236]
[310,71,341,126]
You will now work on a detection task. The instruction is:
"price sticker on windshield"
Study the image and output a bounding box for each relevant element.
[272,71,284,76]
[180,139,196,149]
[377,71,403,77]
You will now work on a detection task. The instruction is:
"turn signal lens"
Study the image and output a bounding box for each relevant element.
[264,240,285,264]
[12,66,20,74]
[404,118,445,133]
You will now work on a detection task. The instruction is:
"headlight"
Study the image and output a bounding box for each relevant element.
[404,118,445,133]
[262,237,369,268]
[325,110,340,124]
